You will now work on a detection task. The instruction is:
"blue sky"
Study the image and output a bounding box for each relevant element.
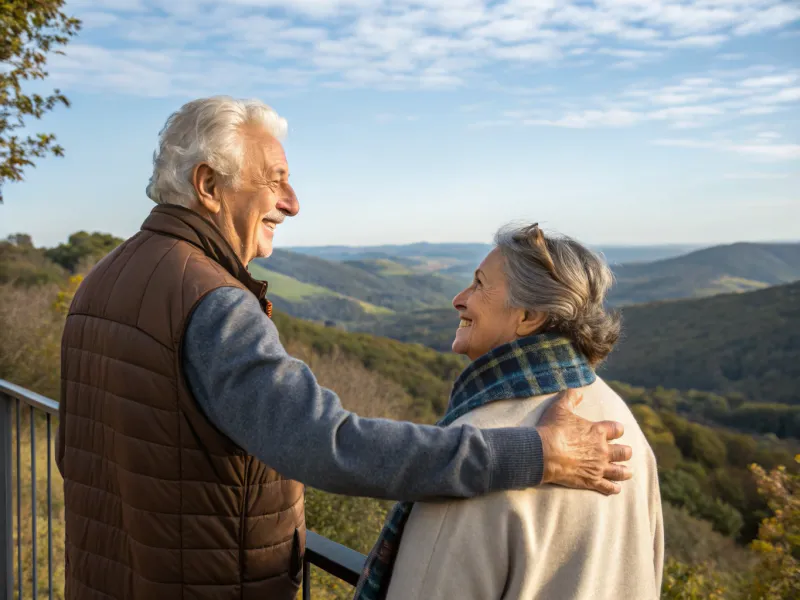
[1,0,799,248]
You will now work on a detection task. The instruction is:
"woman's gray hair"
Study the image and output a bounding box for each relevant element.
[494,223,621,366]
[146,96,288,206]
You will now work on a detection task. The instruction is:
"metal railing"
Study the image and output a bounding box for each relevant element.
[0,379,366,599]
[0,380,58,600]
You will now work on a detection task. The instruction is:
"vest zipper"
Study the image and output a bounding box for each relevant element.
[239,457,250,598]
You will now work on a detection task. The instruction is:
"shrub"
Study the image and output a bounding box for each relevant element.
[746,458,800,599]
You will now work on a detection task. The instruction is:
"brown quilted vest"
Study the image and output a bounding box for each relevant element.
[56,205,306,600]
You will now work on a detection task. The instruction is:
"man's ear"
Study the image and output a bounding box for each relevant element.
[192,163,221,214]
[516,310,547,337]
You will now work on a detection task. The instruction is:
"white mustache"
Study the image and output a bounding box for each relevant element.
[263,210,285,224]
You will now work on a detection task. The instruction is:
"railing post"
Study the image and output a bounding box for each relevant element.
[47,414,53,600]
[302,556,311,599]
[0,394,13,600]
[30,408,37,598]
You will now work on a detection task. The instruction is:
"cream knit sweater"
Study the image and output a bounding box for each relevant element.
[385,377,664,600]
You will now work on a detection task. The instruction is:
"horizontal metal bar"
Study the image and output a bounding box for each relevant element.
[305,531,366,587]
[0,380,58,416]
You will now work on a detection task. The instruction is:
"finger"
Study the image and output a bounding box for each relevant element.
[609,443,633,463]
[595,420,624,441]
[554,388,584,412]
[603,464,633,482]
[593,479,622,496]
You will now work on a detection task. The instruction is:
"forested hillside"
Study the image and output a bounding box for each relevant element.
[602,281,800,407]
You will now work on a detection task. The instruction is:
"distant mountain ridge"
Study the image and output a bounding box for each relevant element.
[288,241,702,264]
[609,242,800,305]
[288,242,703,280]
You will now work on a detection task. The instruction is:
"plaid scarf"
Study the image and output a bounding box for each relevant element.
[352,332,596,600]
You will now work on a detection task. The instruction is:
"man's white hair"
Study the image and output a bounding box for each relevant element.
[146,96,288,206]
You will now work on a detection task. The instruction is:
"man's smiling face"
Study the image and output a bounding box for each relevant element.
[194,124,300,265]
[227,126,298,263]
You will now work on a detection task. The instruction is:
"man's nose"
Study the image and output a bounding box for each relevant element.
[277,183,299,216]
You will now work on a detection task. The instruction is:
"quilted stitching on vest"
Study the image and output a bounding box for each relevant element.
[58,230,306,600]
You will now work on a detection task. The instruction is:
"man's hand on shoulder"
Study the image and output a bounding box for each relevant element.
[537,388,633,495]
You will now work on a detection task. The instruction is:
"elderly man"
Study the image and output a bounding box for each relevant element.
[56,96,633,600]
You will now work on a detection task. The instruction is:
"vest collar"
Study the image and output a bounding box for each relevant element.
[141,204,273,316]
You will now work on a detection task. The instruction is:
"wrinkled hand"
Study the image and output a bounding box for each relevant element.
[537,388,632,495]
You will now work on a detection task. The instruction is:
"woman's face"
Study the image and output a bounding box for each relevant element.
[451,248,543,361]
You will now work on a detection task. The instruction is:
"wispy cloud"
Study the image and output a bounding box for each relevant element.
[740,74,798,88]
[489,66,800,132]
[718,52,746,61]
[374,113,419,123]
[524,109,643,128]
[50,0,800,96]
[468,119,514,129]
[653,138,800,160]
[723,172,791,180]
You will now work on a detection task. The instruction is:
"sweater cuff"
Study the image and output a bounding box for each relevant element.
[484,427,545,491]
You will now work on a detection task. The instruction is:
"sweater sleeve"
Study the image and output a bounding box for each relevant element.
[181,286,545,501]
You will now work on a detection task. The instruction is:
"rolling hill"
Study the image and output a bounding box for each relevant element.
[609,242,800,305]
[247,262,392,323]
[359,307,459,351]
[252,249,465,316]
[601,280,800,405]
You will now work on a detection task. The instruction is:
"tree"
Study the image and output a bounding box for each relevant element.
[661,558,727,600]
[660,469,744,538]
[0,232,65,285]
[0,1,81,202]
[747,457,800,599]
[44,231,123,272]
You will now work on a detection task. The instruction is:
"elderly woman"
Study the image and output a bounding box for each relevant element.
[355,224,664,600]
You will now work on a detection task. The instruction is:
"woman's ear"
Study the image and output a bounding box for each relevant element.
[516,310,547,337]
[192,163,222,214]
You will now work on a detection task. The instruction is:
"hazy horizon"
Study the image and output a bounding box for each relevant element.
[5,231,800,252]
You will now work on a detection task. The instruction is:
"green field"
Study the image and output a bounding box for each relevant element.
[249,263,394,315]
[357,300,393,315]
[249,263,335,301]
[371,259,414,276]
[696,276,770,296]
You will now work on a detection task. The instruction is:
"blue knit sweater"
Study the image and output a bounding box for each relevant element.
[181,286,544,501]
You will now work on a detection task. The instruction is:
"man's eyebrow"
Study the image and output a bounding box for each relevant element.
[474,269,485,279]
